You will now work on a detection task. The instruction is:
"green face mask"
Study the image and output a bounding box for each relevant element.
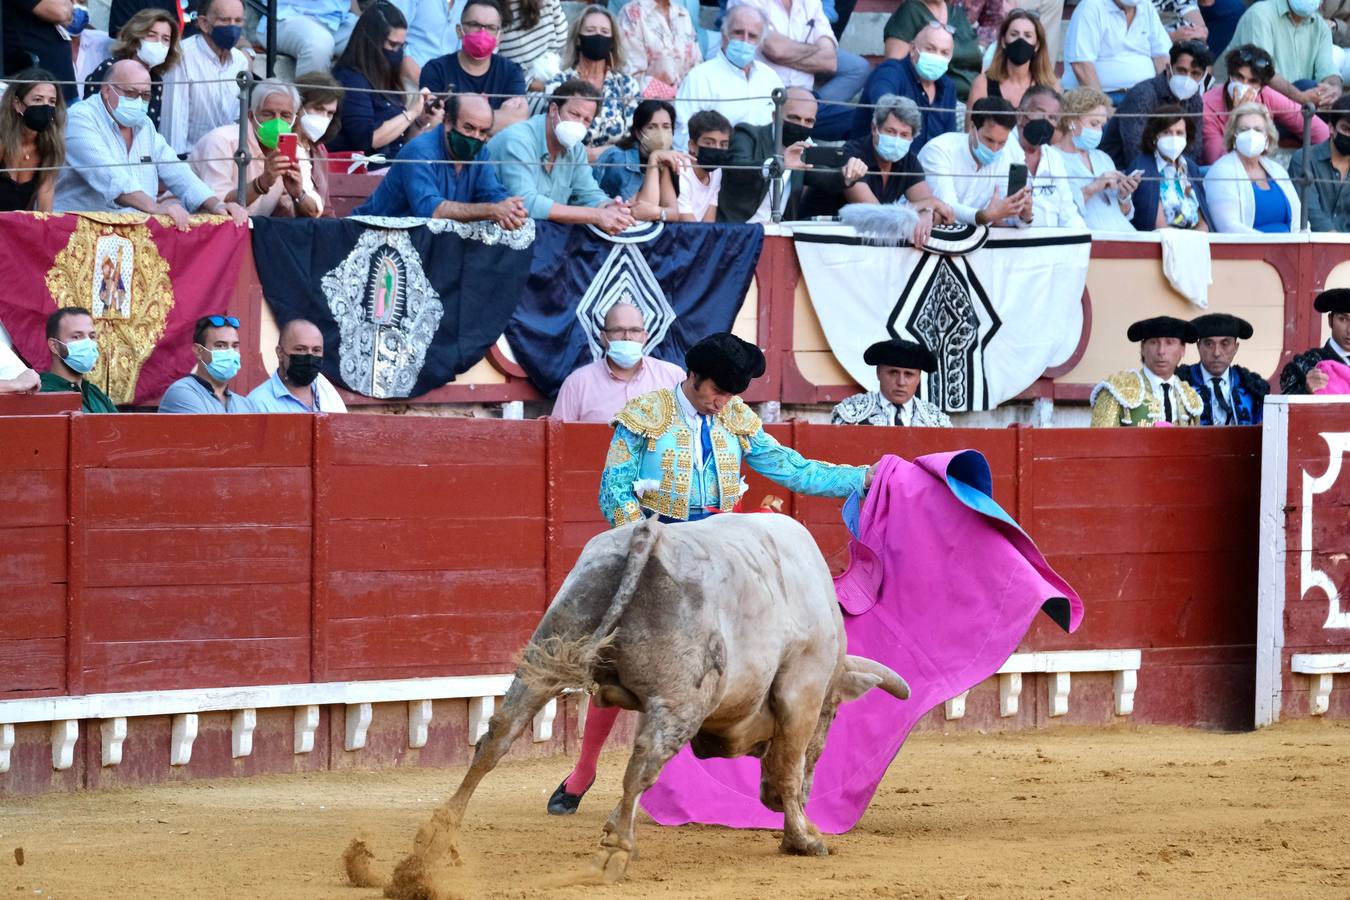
[255,116,292,150]
[447,128,484,161]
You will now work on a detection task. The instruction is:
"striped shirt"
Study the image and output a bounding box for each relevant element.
[160,34,250,155]
[497,0,568,74]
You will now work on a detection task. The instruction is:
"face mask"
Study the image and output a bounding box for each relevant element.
[137,38,169,68]
[20,104,55,133]
[724,39,756,69]
[255,116,292,150]
[1235,128,1267,158]
[578,34,613,61]
[1168,73,1199,101]
[209,24,242,51]
[384,46,405,70]
[461,29,497,58]
[914,51,949,82]
[1289,0,1320,16]
[203,347,241,382]
[1022,118,1055,146]
[1227,80,1251,102]
[781,121,812,146]
[1003,37,1035,67]
[554,117,588,149]
[59,338,99,374]
[1334,132,1350,156]
[1072,126,1102,151]
[111,95,148,127]
[972,136,999,166]
[299,112,331,142]
[639,127,672,154]
[1156,133,1187,161]
[875,132,912,162]
[448,127,484,160]
[606,340,643,369]
[284,353,323,387]
[1115,0,1138,7]
[68,5,89,35]
[697,146,731,170]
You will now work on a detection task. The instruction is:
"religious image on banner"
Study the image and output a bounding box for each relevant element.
[505,221,764,398]
[792,221,1092,413]
[91,236,133,319]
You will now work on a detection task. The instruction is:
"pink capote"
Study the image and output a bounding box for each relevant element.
[639,451,1084,834]
[1314,359,1350,395]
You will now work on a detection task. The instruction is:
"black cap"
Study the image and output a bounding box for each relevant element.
[685,333,766,394]
[1191,313,1253,340]
[1313,289,1350,313]
[1127,316,1197,343]
[863,337,938,373]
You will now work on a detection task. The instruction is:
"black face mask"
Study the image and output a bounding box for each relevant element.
[781,121,812,147]
[1003,37,1036,67]
[21,104,55,133]
[285,352,323,387]
[1335,132,1350,156]
[1022,118,1055,146]
[578,34,613,61]
[697,146,732,170]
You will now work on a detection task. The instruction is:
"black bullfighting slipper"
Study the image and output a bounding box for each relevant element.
[547,778,594,816]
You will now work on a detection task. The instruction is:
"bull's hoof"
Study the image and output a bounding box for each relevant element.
[590,846,632,882]
[780,834,829,857]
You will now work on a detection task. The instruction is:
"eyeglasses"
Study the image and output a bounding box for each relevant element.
[206,315,240,328]
[603,327,646,338]
[461,20,501,33]
[923,20,956,33]
[112,84,153,103]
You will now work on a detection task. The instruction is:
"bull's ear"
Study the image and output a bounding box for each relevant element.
[837,671,882,703]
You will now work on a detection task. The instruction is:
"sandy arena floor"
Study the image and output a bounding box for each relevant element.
[3,721,1349,900]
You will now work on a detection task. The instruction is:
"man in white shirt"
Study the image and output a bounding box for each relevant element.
[1006,86,1085,228]
[1090,316,1204,427]
[0,334,38,394]
[673,4,784,149]
[1062,0,1171,98]
[247,318,348,413]
[161,0,251,154]
[917,96,1031,227]
[679,109,732,222]
[552,302,685,423]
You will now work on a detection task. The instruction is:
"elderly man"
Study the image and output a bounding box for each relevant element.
[831,337,951,427]
[1007,87,1084,228]
[1102,39,1211,167]
[1219,0,1341,107]
[673,4,784,149]
[1090,316,1204,427]
[160,0,251,154]
[1280,289,1350,394]
[420,0,528,135]
[918,97,1030,227]
[1062,0,1171,99]
[486,79,633,235]
[159,314,257,413]
[356,93,527,227]
[1175,313,1268,425]
[191,79,323,218]
[850,20,957,155]
[246,318,347,413]
[552,303,685,423]
[733,0,870,141]
[56,60,246,226]
[38,307,117,413]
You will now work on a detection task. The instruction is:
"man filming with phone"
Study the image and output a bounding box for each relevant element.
[918,96,1030,227]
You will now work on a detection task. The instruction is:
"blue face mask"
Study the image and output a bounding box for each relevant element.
[876,133,913,162]
[1072,127,1103,151]
[606,339,643,369]
[60,337,99,374]
[724,39,757,69]
[914,51,950,82]
[203,348,241,382]
[209,24,242,51]
[972,136,999,166]
[111,95,148,127]
[1288,0,1320,16]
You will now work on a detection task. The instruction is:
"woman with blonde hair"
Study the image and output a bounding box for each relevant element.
[0,69,66,212]
[967,9,1058,114]
[83,8,181,130]
[1204,103,1300,234]
[1053,86,1139,232]
[539,4,641,160]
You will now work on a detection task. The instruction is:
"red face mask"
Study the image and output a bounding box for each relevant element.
[462,30,497,59]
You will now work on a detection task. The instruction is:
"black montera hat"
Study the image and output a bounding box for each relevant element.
[685,333,767,394]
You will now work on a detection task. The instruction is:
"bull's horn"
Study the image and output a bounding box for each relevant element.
[845,655,910,700]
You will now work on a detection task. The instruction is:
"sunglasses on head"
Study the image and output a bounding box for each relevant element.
[206,315,240,328]
[924,20,956,33]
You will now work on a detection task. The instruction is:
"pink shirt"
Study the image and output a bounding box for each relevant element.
[552,356,687,423]
[1200,84,1329,165]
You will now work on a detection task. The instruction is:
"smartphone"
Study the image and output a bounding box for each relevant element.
[276,132,298,163]
[1128,169,1145,179]
[1007,163,1028,196]
[802,146,847,169]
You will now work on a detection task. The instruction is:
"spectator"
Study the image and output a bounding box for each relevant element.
[330,1,444,159]
[1052,87,1139,232]
[486,78,636,232]
[1090,316,1202,427]
[190,79,324,218]
[1101,38,1210,168]
[851,20,956,155]
[1200,0,1246,58]
[38,307,117,412]
[917,96,1030,226]
[107,0,177,41]
[883,0,983,101]
[673,4,782,149]
[1061,0,1171,100]
[596,99,690,221]
[270,0,358,76]
[1127,102,1211,230]
[1177,313,1267,425]
[719,86,863,223]
[3,0,77,103]
[390,0,461,73]
[540,5,642,159]
[736,0,870,141]
[1218,0,1341,108]
[294,71,344,215]
[83,9,180,131]
[1205,103,1302,233]
[246,318,348,413]
[553,302,685,422]
[960,0,1012,47]
[158,314,258,413]
[0,70,65,213]
[354,92,528,225]
[55,59,247,227]
[968,10,1060,113]
[498,0,569,85]
[1007,86,1085,227]
[0,335,39,393]
[1327,0,1350,81]
[679,108,731,221]
[1154,0,1208,44]
[831,338,951,426]
[1280,288,1350,393]
[160,0,249,155]
[420,0,529,139]
[1202,44,1329,163]
[617,0,703,94]
[1292,94,1350,232]
[802,94,954,246]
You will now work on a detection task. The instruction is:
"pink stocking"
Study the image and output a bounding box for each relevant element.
[563,704,621,794]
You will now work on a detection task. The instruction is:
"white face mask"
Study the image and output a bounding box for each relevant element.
[1168,72,1199,101]
[137,38,170,68]
[1235,128,1267,158]
[299,112,331,142]
[1156,133,1187,161]
[1227,79,1251,101]
[554,117,588,150]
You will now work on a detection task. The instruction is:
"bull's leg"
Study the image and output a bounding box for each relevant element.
[763,687,831,857]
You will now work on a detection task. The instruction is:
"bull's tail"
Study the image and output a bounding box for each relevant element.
[515,518,660,694]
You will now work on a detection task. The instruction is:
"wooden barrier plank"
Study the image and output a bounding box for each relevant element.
[74,415,312,468]
[321,415,544,467]
[1031,456,1261,507]
[82,467,312,526]
[324,569,544,619]
[0,416,68,469]
[0,469,66,527]
[321,464,546,521]
[322,518,544,573]
[82,526,312,588]
[0,526,65,584]
[324,610,542,678]
[81,583,310,643]
[81,638,311,693]
[0,584,66,636]
[0,637,66,697]
[1032,506,1256,556]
